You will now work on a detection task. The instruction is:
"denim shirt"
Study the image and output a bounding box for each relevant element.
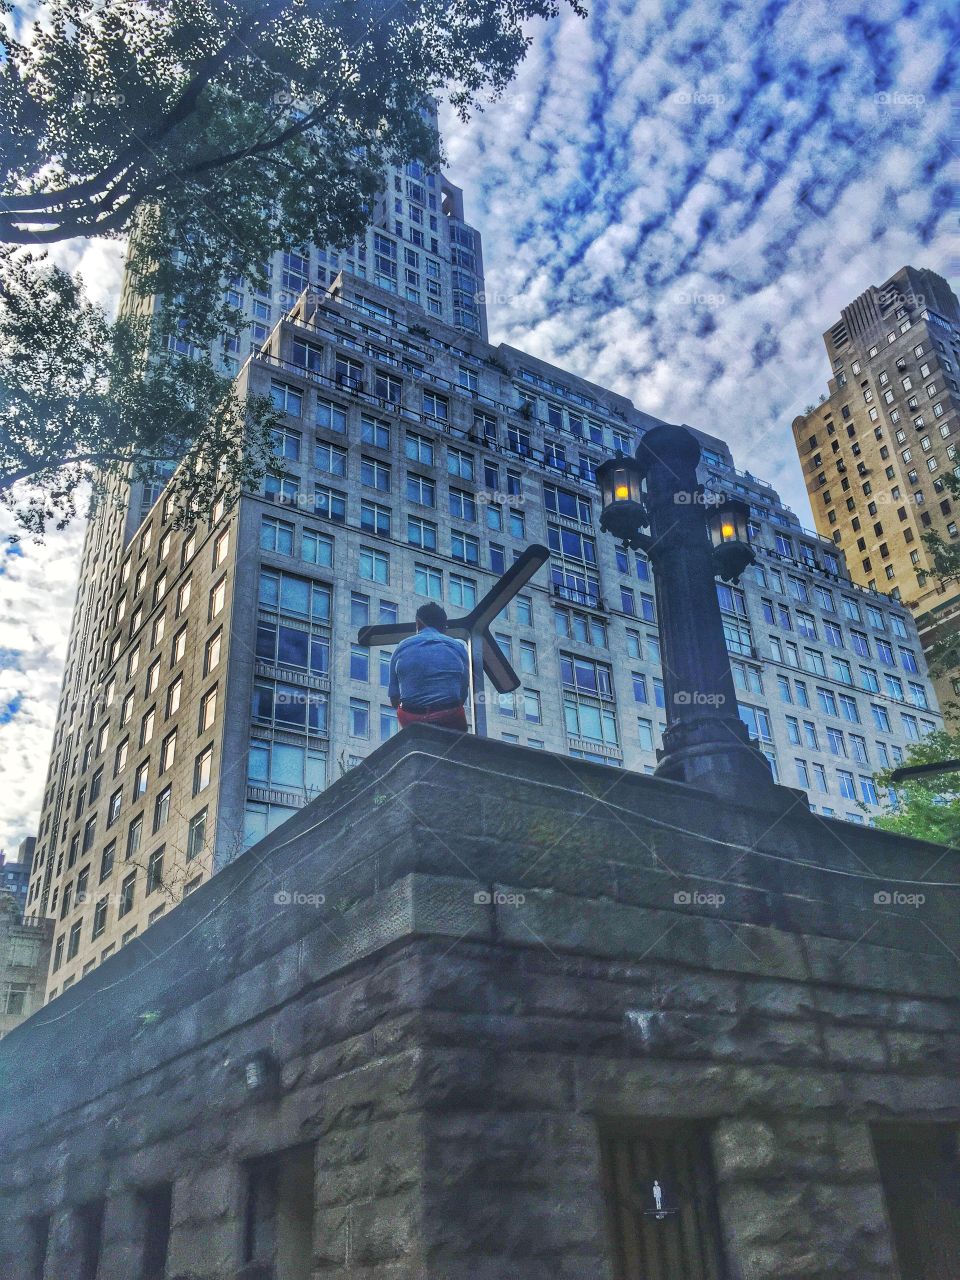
[388,628,469,711]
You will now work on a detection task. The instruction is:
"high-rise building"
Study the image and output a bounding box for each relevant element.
[27,144,942,999]
[0,840,33,918]
[792,266,960,709]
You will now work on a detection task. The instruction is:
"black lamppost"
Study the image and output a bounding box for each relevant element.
[598,423,787,801]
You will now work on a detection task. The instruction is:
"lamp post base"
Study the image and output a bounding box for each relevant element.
[655,716,809,812]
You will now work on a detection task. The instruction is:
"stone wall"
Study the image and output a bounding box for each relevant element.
[0,893,52,1039]
[1,724,959,1279]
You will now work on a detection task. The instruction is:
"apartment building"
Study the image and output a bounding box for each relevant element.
[27,161,942,998]
[793,265,960,708]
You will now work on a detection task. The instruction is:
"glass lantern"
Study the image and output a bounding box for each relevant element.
[707,495,755,582]
[597,455,648,547]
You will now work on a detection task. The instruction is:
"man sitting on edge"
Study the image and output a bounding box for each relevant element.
[388,603,470,732]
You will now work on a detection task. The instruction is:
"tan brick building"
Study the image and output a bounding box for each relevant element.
[793,266,960,710]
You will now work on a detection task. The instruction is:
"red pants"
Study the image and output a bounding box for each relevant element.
[397,704,468,732]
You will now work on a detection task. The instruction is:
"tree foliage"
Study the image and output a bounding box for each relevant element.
[914,471,960,589]
[0,246,281,537]
[872,727,960,847]
[0,0,583,534]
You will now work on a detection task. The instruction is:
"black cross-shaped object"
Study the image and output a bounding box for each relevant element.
[357,543,549,736]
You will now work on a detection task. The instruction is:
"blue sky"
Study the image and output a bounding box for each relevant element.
[1,0,957,847]
[441,0,957,515]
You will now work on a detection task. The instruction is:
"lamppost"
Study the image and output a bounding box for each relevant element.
[598,423,790,801]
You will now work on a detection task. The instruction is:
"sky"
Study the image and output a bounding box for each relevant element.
[1,0,957,849]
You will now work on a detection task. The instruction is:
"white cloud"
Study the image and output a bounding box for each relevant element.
[440,0,955,518]
[0,513,85,851]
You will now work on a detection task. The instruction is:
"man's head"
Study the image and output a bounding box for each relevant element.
[415,603,448,632]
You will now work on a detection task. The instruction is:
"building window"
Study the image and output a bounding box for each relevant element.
[119,872,136,917]
[270,381,303,416]
[166,674,183,716]
[146,846,165,895]
[449,573,477,609]
[360,415,390,449]
[405,431,434,465]
[204,631,222,676]
[92,896,108,939]
[407,473,435,507]
[350,698,370,738]
[107,788,123,828]
[194,746,213,795]
[99,840,116,883]
[423,391,448,421]
[408,516,438,550]
[153,786,172,832]
[126,814,143,861]
[414,564,443,599]
[252,679,328,734]
[133,760,149,799]
[360,499,391,537]
[452,531,480,564]
[66,920,82,960]
[449,488,477,521]
[313,439,348,480]
[448,448,474,481]
[172,625,187,664]
[199,687,218,733]
[261,515,295,555]
[359,546,389,583]
[314,484,347,523]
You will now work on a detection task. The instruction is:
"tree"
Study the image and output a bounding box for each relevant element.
[0,246,282,536]
[872,727,960,847]
[0,0,583,534]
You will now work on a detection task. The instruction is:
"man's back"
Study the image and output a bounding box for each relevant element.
[388,628,469,712]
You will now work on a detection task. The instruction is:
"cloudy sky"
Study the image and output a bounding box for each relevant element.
[1,0,956,849]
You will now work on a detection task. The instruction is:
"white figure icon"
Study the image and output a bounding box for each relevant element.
[653,1181,663,1213]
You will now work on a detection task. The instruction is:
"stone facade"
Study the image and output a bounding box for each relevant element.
[0,893,52,1039]
[3,725,959,1279]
